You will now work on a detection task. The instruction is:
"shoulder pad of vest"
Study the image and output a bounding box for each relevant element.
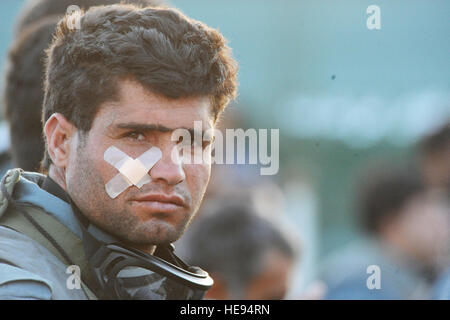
[0,168,22,218]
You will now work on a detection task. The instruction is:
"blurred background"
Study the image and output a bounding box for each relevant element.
[0,0,448,299]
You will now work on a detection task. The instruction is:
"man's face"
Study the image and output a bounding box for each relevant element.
[65,79,213,246]
[396,190,450,268]
[422,148,450,190]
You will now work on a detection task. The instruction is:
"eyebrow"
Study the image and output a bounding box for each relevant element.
[114,122,208,138]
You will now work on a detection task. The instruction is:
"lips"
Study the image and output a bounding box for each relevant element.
[132,193,187,208]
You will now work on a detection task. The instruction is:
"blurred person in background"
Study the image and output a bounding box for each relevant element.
[180,199,296,300]
[433,268,450,300]
[2,0,162,173]
[419,120,450,193]
[3,17,59,172]
[320,165,450,299]
[419,121,450,300]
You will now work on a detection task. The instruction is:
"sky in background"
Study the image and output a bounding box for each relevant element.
[0,1,24,90]
[170,0,450,146]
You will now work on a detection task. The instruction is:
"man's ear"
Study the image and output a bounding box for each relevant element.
[44,113,77,168]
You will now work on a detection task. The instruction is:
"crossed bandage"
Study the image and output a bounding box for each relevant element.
[104,146,162,199]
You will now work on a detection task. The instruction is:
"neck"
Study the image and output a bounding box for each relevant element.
[48,165,67,191]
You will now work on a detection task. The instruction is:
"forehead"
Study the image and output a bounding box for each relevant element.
[95,79,213,130]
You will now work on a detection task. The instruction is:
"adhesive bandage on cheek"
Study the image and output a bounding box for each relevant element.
[103,146,162,199]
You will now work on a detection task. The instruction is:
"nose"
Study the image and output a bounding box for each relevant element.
[149,144,185,185]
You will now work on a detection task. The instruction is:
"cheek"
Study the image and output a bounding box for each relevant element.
[85,135,121,182]
[185,163,211,198]
[69,137,111,190]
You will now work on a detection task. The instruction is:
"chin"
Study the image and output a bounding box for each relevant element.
[132,220,186,245]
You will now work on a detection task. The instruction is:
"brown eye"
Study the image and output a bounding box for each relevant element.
[202,139,213,149]
[127,131,145,141]
[177,135,185,144]
[202,135,215,149]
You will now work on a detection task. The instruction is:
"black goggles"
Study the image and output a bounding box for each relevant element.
[88,241,213,300]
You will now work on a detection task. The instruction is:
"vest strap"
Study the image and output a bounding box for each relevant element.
[1,206,97,300]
